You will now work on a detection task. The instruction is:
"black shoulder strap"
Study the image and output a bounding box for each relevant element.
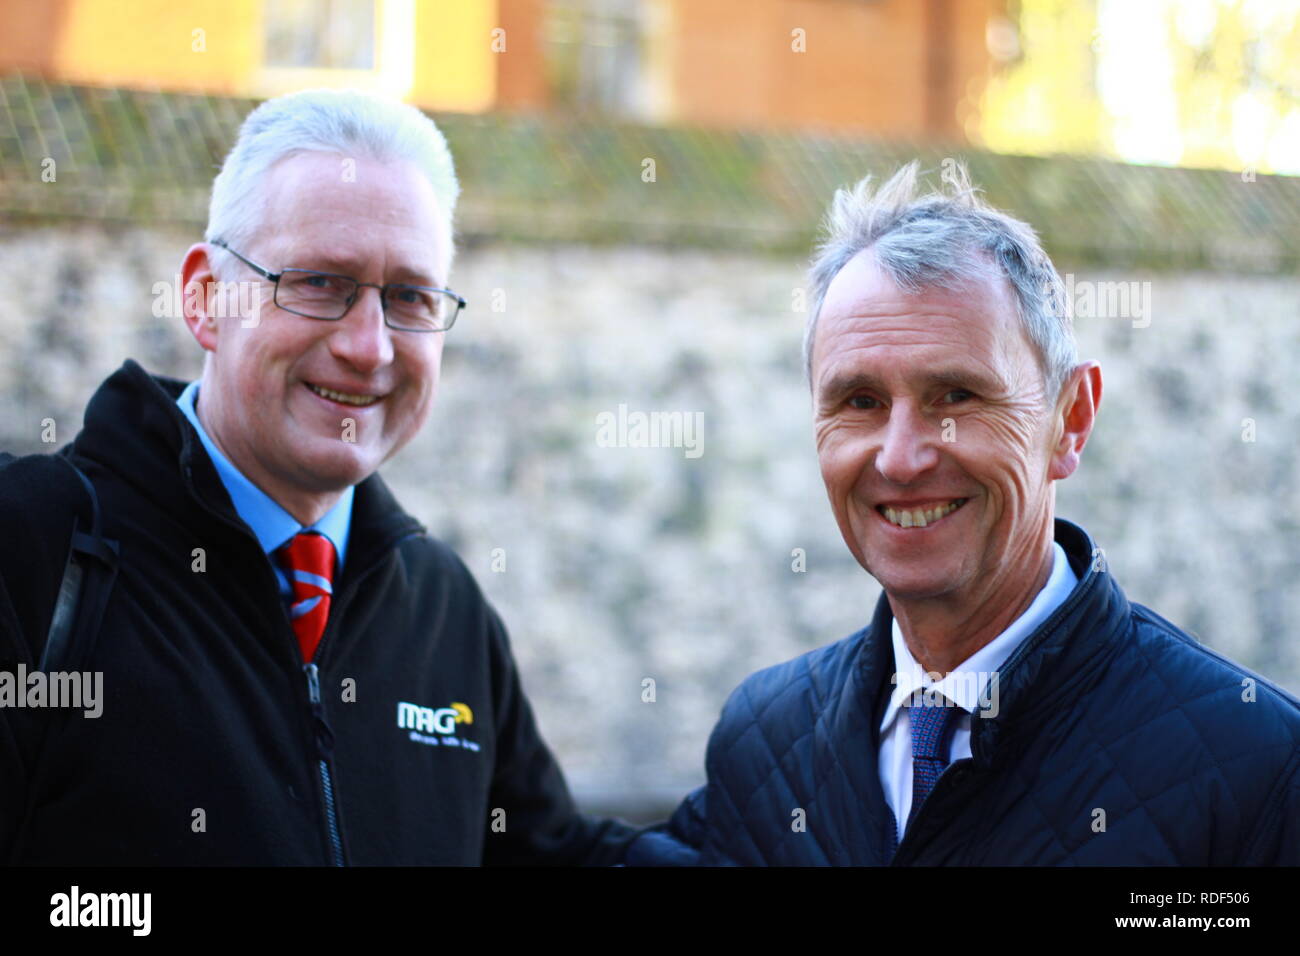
[5,453,121,865]
[37,456,120,673]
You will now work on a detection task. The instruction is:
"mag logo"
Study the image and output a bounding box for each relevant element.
[396,700,480,752]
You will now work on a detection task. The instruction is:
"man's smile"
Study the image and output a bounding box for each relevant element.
[303,380,385,408]
[875,497,970,529]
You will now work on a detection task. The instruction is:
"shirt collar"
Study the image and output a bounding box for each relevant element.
[176,380,352,567]
[880,540,1079,733]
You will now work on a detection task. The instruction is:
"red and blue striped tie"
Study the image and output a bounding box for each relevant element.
[276,532,336,663]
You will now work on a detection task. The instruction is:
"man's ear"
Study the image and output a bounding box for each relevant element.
[1048,361,1102,482]
[180,243,219,352]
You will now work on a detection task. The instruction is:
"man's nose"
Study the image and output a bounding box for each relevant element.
[875,401,941,484]
[328,286,394,371]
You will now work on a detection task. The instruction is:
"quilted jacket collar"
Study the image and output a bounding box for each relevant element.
[857,517,1132,770]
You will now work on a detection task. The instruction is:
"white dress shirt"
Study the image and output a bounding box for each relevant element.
[877,541,1079,842]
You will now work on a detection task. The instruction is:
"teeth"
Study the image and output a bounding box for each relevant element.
[308,383,379,407]
[881,499,966,528]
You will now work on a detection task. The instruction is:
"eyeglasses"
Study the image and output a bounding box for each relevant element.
[210,239,466,332]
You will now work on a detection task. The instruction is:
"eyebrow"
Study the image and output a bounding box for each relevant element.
[284,250,443,287]
[818,366,1002,404]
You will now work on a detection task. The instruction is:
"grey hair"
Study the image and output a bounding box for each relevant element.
[803,161,1076,402]
[206,88,460,271]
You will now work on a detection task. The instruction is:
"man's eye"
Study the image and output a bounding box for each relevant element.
[848,395,879,410]
[943,389,974,403]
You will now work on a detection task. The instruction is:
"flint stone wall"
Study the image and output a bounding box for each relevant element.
[2,222,1298,804]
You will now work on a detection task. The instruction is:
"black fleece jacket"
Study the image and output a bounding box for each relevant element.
[0,359,634,865]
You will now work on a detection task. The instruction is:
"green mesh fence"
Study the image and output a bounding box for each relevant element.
[1,73,1297,271]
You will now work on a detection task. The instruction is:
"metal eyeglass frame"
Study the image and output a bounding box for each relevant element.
[209,238,466,332]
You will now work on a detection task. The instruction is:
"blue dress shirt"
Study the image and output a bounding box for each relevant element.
[176,381,353,604]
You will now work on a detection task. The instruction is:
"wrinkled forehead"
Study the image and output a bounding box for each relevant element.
[813,250,1031,394]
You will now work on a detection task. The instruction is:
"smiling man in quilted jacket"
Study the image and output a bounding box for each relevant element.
[629,162,1300,866]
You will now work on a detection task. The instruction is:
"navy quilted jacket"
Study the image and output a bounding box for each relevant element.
[630,519,1300,865]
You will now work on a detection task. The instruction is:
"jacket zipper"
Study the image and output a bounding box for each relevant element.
[888,759,971,865]
[305,661,346,866]
[181,471,348,865]
[297,544,414,868]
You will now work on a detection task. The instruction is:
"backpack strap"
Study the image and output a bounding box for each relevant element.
[4,452,120,865]
[38,455,119,674]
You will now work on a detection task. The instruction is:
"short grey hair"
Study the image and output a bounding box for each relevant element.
[206,88,460,271]
[803,161,1077,402]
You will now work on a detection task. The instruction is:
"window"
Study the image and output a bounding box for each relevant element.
[264,0,376,70]
[544,0,648,115]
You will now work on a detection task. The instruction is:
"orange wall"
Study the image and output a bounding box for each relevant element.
[0,0,73,75]
[494,0,547,110]
[0,0,498,110]
[491,0,998,139]
[666,0,997,137]
[411,0,499,112]
[1,0,995,138]
[45,0,259,95]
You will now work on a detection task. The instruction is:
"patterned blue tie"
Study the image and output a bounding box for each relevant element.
[907,694,962,829]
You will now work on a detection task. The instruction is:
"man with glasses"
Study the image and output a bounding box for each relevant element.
[0,89,635,865]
